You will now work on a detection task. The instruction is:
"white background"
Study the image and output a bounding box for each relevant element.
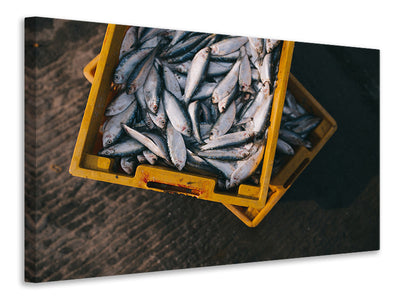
[1,0,399,299]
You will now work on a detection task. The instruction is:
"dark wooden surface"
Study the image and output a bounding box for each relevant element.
[24,17,379,283]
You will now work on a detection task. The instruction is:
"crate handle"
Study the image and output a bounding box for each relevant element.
[133,165,215,198]
[146,181,201,196]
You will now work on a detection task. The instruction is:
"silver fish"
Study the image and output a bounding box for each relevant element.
[266,39,281,53]
[168,30,191,49]
[212,58,241,103]
[239,86,270,124]
[191,82,217,100]
[184,47,211,104]
[206,61,233,77]
[226,143,265,188]
[162,34,209,58]
[248,37,264,57]
[163,64,183,101]
[143,149,158,165]
[292,117,321,134]
[203,158,238,178]
[188,101,203,143]
[120,156,136,175]
[210,50,240,62]
[166,121,187,171]
[142,132,171,164]
[120,27,138,59]
[217,85,238,113]
[167,34,216,64]
[276,138,295,155]
[210,37,248,56]
[259,53,272,94]
[210,101,236,139]
[163,89,192,137]
[140,35,160,49]
[136,153,147,164]
[126,46,158,95]
[148,96,167,129]
[113,47,154,85]
[198,145,251,161]
[143,64,162,114]
[279,129,312,148]
[105,91,135,117]
[245,93,273,135]
[99,138,145,157]
[102,100,137,147]
[238,48,252,93]
[200,131,254,151]
[122,124,169,161]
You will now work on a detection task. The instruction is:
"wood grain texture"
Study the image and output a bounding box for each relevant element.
[24,17,379,283]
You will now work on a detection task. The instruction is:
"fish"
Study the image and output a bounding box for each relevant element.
[200,131,254,151]
[198,145,251,161]
[183,46,211,104]
[163,89,192,137]
[143,64,162,114]
[191,82,217,101]
[210,50,240,62]
[203,158,238,179]
[167,34,216,64]
[188,101,203,144]
[122,124,169,161]
[226,143,265,188]
[102,100,137,147]
[148,96,167,129]
[105,91,135,117]
[212,58,241,103]
[161,34,209,58]
[276,138,295,155]
[266,39,281,53]
[119,26,138,58]
[238,47,252,93]
[126,46,158,94]
[210,36,248,56]
[142,149,158,165]
[99,138,145,157]
[113,47,155,85]
[120,156,136,175]
[279,129,312,149]
[245,93,273,135]
[209,100,236,139]
[166,121,187,170]
[162,64,184,101]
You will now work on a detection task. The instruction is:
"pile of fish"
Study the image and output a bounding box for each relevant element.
[97,26,316,190]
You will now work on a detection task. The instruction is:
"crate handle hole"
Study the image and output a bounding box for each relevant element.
[283,158,310,188]
[146,181,201,196]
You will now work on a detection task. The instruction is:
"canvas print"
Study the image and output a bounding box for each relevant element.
[25,17,379,283]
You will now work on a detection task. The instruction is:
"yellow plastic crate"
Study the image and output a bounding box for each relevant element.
[70,24,295,210]
[224,74,337,226]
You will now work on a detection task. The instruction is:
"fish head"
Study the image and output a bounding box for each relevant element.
[181,125,192,137]
[102,134,114,148]
[98,147,114,156]
[127,84,137,95]
[113,73,124,84]
[210,45,219,56]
